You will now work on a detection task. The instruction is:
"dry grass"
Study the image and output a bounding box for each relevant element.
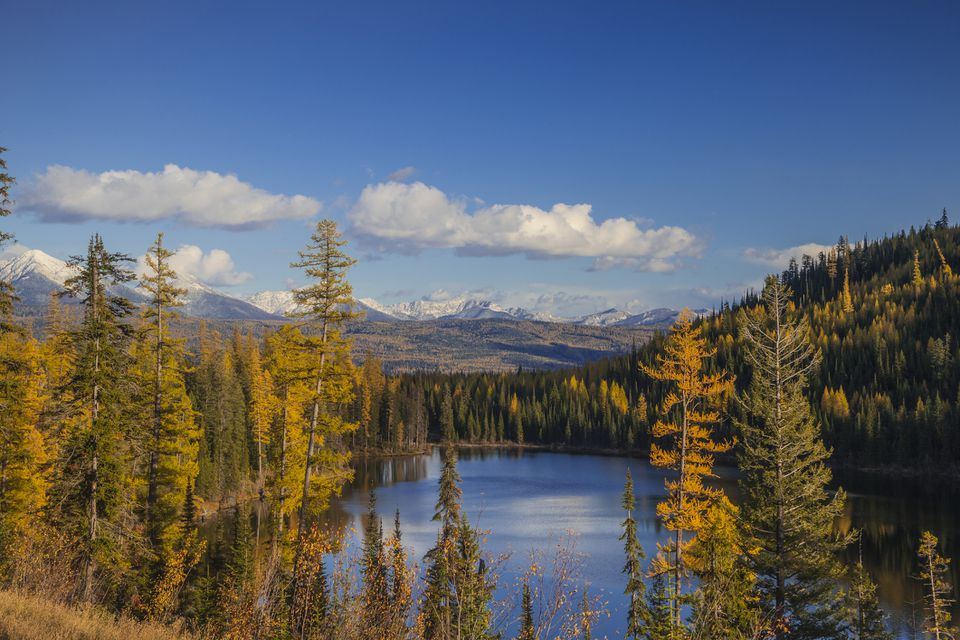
[0,590,196,640]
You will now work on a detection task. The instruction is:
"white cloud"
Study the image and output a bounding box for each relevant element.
[348,181,702,271]
[137,244,252,286]
[20,164,322,229]
[385,166,417,182]
[742,243,833,268]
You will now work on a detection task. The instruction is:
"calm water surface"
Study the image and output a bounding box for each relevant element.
[321,447,958,639]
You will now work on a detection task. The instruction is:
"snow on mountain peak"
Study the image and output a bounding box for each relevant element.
[0,248,75,286]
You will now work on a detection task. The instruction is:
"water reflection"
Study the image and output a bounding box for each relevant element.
[205,448,959,639]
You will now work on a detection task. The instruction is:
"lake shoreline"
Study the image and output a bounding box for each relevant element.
[415,440,960,480]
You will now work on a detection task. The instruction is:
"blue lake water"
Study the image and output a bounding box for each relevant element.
[317,447,959,638]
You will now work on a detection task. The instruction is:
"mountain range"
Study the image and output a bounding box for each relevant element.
[0,247,705,327]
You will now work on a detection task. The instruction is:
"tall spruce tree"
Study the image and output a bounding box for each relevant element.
[621,470,646,639]
[736,277,848,639]
[289,219,360,632]
[137,232,197,555]
[57,234,137,601]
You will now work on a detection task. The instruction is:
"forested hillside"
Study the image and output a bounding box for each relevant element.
[397,214,960,473]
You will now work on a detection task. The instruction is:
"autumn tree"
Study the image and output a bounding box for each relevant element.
[842,266,854,313]
[687,497,759,639]
[737,277,848,639]
[288,219,360,630]
[0,333,47,575]
[56,234,137,601]
[264,325,312,541]
[916,531,956,640]
[640,308,733,630]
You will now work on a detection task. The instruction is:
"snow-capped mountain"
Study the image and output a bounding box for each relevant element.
[0,248,277,320]
[0,249,77,305]
[578,307,632,326]
[245,290,299,316]
[578,306,710,327]
[2,249,705,326]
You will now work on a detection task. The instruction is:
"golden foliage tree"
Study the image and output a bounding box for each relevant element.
[640,308,733,632]
[917,531,957,640]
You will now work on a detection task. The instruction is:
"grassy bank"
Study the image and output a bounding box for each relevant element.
[0,590,194,640]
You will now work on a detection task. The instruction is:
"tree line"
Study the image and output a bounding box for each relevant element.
[395,215,960,476]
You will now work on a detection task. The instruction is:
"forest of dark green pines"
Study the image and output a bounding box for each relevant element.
[383,214,960,476]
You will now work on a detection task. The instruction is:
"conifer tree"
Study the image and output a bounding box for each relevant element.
[688,497,759,639]
[0,333,47,574]
[842,266,854,313]
[288,220,360,620]
[737,277,848,639]
[138,232,198,555]
[643,573,675,640]
[246,339,275,487]
[0,147,15,319]
[933,238,954,279]
[621,470,646,639]
[518,579,535,640]
[916,531,956,640]
[913,250,924,288]
[388,509,412,635]
[57,234,137,601]
[640,309,733,629]
[264,325,312,540]
[361,491,389,631]
[847,537,891,640]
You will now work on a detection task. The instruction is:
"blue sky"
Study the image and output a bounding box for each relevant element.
[2,1,959,316]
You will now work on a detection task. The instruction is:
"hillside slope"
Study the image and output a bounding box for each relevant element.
[404,217,960,472]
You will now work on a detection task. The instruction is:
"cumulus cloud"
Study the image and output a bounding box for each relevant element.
[20,164,322,229]
[137,244,252,286]
[742,243,833,268]
[386,166,417,182]
[348,182,702,271]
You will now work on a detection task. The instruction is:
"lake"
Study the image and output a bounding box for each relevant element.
[319,446,959,639]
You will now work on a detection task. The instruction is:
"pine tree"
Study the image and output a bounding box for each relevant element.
[737,277,848,639]
[688,497,759,639]
[388,509,412,635]
[933,238,954,279]
[0,333,48,574]
[289,220,360,624]
[56,234,137,601]
[621,470,646,639]
[643,572,675,640]
[246,339,275,487]
[847,537,891,640]
[0,147,16,320]
[916,531,956,640]
[842,266,855,313]
[361,491,389,631]
[518,579,535,640]
[913,250,924,288]
[423,443,462,638]
[639,308,734,629]
[137,232,198,557]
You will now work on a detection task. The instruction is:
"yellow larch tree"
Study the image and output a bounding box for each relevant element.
[640,308,734,633]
